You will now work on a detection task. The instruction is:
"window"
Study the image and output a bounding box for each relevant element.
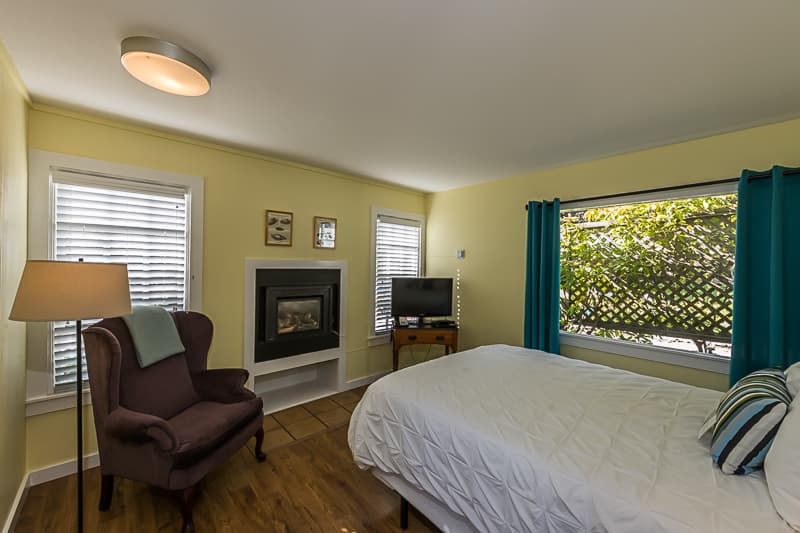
[51,175,189,390]
[27,150,204,408]
[560,188,736,364]
[370,208,424,338]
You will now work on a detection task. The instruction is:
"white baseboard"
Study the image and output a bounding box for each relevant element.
[2,473,29,533]
[344,370,390,390]
[28,453,100,487]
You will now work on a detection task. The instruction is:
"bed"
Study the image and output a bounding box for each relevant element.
[348,344,790,533]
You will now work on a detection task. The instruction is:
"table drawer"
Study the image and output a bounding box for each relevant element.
[396,329,456,344]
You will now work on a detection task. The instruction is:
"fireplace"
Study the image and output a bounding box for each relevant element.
[254,268,340,362]
[244,259,347,412]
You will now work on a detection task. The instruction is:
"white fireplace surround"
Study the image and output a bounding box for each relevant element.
[243,258,347,412]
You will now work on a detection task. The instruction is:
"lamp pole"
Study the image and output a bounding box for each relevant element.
[76,256,84,533]
[76,317,84,533]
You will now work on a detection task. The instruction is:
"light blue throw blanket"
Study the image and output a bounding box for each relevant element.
[122,306,186,368]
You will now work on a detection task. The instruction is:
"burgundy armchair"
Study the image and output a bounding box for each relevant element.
[83,311,265,532]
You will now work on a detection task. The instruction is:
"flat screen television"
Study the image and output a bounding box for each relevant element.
[391,277,453,318]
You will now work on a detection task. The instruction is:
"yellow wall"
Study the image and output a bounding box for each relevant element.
[18,70,800,474]
[426,117,800,393]
[24,105,425,471]
[0,41,29,526]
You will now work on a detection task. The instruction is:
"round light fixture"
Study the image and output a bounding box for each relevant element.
[121,36,211,96]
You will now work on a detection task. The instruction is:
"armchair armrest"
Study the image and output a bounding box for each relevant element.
[192,368,255,403]
[105,406,179,452]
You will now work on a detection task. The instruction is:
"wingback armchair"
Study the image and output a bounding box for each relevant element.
[83,311,265,532]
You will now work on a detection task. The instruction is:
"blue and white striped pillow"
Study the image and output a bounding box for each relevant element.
[711,368,791,475]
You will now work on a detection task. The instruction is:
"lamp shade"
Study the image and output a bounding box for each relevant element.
[9,260,131,321]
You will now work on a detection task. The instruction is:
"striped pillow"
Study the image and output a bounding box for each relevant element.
[711,368,791,475]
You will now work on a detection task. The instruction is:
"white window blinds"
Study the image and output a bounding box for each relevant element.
[373,214,422,335]
[52,175,189,390]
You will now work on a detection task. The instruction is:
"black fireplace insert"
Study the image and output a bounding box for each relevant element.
[254,268,340,362]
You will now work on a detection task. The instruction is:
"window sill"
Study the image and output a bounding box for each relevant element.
[559,332,730,375]
[368,334,391,347]
[26,389,92,417]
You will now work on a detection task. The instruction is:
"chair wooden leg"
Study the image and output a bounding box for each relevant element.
[400,496,409,530]
[254,427,267,462]
[99,474,114,511]
[179,483,199,533]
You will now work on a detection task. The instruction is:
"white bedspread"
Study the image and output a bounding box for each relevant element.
[348,344,789,533]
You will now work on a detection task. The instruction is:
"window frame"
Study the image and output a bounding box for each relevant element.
[26,150,204,414]
[558,181,737,375]
[368,206,425,345]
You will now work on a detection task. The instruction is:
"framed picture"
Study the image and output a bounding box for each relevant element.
[313,216,337,249]
[265,210,293,246]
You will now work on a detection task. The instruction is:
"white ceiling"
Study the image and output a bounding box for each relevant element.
[1,1,799,192]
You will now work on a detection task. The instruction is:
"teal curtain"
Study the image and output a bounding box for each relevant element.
[730,166,800,385]
[524,199,561,353]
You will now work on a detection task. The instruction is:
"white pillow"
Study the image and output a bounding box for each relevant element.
[786,362,800,399]
[765,398,800,531]
[697,407,717,439]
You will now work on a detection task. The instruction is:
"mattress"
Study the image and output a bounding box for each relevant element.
[348,344,789,533]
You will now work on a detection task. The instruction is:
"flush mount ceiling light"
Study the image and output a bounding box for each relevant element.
[121,36,211,96]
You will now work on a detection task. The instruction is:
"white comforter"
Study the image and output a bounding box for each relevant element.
[348,344,789,533]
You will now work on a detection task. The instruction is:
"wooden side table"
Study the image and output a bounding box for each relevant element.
[392,327,458,371]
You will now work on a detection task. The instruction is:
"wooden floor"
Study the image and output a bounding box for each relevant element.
[15,387,439,533]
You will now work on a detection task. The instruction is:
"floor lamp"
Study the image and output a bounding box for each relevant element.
[10,260,131,533]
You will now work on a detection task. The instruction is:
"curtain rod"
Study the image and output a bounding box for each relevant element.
[524,168,800,210]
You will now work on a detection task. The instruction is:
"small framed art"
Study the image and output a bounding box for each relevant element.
[265,210,293,246]
[313,216,337,249]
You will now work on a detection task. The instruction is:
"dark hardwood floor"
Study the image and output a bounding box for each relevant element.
[15,389,438,533]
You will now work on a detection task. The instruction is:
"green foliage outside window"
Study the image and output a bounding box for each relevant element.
[560,194,737,355]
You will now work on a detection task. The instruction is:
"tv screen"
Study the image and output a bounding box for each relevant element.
[391,277,453,317]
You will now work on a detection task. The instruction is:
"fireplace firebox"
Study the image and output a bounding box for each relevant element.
[277,298,321,334]
[254,269,339,362]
